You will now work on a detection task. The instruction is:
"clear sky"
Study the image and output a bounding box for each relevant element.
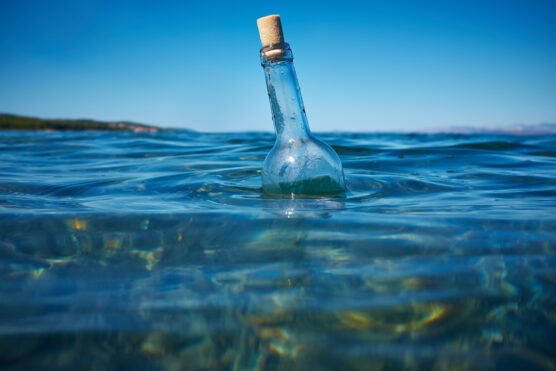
[1,0,555,132]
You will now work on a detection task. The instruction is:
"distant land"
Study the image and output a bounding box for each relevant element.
[423,123,556,136]
[0,113,163,132]
[2,113,554,135]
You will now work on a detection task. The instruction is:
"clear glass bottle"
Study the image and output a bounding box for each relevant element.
[260,43,345,195]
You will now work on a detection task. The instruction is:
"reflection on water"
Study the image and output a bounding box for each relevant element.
[263,194,345,218]
[0,131,555,369]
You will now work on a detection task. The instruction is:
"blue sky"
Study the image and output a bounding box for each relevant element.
[1,0,555,132]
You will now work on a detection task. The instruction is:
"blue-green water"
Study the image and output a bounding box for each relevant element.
[0,131,555,370]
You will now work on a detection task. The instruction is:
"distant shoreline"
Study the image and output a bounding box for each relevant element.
[2,113,554,135]
[0,113,163,132]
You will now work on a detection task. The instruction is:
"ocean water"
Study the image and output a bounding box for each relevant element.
[0,130,555,370]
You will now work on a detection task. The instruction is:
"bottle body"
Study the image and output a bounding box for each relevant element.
[261,44,345,195]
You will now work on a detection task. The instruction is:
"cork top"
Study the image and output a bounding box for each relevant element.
[257,15,284,47]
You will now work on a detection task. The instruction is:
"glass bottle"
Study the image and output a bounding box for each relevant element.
[258,15,345,196]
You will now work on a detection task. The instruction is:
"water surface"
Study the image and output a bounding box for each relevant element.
[0,131,555,369]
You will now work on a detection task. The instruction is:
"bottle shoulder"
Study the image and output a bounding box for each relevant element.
[264,134,342,172]
[269,134,339,159]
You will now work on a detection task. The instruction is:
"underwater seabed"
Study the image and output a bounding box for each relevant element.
[0,131,555,369]
[0,212,553,369]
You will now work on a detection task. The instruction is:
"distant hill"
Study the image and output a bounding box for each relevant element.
[0,113,162,132]
[424,123,556,136]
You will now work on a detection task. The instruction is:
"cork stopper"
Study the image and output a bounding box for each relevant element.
[257,15,284,47]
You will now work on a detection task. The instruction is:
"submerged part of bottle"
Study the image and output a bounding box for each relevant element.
[257,15,345,195]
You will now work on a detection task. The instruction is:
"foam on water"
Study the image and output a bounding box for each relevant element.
[0,131,555,369]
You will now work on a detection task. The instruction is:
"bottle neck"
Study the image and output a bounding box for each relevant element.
[261,44,311,140]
